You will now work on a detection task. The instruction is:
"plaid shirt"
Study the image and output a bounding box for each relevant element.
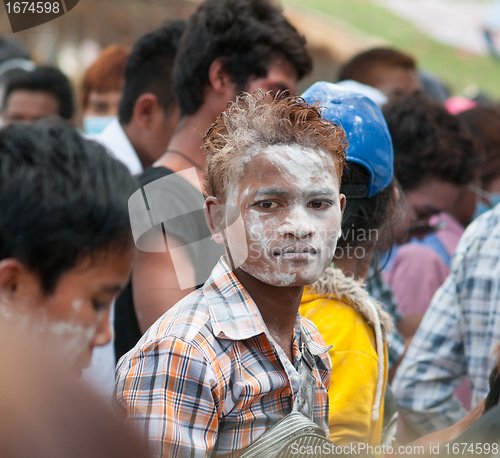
[365,266,406,370]
[393,205,500,434]
[113,257,331,458]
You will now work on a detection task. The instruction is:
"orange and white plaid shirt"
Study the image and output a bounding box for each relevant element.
[113,257,331,458]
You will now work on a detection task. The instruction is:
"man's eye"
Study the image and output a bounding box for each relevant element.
[308,201,331,209]
[92,300,108,312]
[258,201,279,209]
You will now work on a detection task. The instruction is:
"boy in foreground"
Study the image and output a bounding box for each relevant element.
[0,123,136,371]
[114,91,347,457]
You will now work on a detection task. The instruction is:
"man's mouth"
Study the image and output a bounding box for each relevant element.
[272,244,318,261]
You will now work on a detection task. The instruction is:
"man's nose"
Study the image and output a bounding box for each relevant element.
[91,308,113,348]
[277,206,316,238]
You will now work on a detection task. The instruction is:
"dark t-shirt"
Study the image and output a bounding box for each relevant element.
[114,166,224,362]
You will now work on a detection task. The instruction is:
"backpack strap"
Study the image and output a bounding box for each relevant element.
[292,342,317,420]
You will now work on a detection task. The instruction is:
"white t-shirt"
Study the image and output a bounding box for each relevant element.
[89,118,143,175]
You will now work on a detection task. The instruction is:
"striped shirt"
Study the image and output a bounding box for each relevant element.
[113,257,331,457]
[393,205,500,434]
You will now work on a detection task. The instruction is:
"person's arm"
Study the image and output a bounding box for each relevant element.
[132,238,195,333]
[131,169,209,334]
[396,315,424,340]
[393,400,485,453]
[113,337,219,458]
[392,267,468,437]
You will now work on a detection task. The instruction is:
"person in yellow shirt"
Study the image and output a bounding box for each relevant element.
[300,82,494,454]
[300,82,397,446]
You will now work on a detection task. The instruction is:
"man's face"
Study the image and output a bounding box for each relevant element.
[7,247,134,370]
[226,145,344,287]
[246,58,299,95]
[84,90,122,117]
[372,67,420,100]
[405,179,466,223]
[2,90,60,125]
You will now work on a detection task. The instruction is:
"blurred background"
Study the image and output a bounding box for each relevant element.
[0,0,499,113]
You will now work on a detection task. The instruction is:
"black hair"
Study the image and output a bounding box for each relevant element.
[118,20,186,125]
[0,123,137,294]
[173,0,312,117]
[336,163,398,258]
[485,366,500,412]
[3,66,74,119]
[339,47,416,85]
[383,92,478,191]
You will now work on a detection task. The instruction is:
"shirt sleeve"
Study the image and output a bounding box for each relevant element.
[113,337,220,458]
[365,270,405,369]
[392,251,468,434]
[387,244,449,317]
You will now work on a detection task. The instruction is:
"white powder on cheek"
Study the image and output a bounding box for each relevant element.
[0,297,98,368]
[242,207,297,286]
[225,144,341,287]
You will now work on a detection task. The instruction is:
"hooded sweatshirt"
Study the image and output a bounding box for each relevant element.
[300,265,392,446]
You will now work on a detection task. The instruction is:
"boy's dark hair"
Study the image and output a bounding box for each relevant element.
[0,123,137,294]
[173,0,312,117]
[339,47,416,85]
[118,20,186,125]
[383,92,477,191]
[337,163,397,255]
[3,66,74,119]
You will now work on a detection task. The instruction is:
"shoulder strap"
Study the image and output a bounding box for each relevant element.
[414,233,452,266]
[292,342,317,420]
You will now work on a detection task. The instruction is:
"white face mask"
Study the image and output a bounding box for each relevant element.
[226,145,343,287]
[469,184,500,219]
[83,115,116,135]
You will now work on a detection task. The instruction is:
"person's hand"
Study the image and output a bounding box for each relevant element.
[449,398,485,438]
[399,399,486,454]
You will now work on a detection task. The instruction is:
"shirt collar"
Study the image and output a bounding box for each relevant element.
[203,257,267,341]
[203,258,330,356]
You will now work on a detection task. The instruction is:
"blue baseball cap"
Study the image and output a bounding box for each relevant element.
[302,81,394,198]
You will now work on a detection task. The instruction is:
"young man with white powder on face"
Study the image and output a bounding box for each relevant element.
[114,91,347,457]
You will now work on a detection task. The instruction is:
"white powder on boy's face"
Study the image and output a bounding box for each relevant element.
[0,297,100,369]
[225,144,343,287]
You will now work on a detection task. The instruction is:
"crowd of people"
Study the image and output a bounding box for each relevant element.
[1,0,500,456]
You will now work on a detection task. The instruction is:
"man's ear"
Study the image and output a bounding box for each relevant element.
[208,57,234,95]
[132,93,161,130]
[339,193,347,234]
[0,259,34,306]
[204,196,226,245]
[339,193,347,215]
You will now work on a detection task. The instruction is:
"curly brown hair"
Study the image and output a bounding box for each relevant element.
[203,90,347,201]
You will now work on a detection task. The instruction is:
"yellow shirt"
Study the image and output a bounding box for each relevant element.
[300,289,388,446]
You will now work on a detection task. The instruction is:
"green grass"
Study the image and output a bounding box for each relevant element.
[285,0,500,99]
